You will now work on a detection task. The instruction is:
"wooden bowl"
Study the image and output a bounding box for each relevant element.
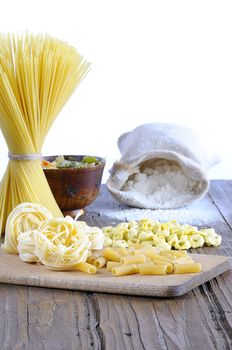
[43,155,105,211]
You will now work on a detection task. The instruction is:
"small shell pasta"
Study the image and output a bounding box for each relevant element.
[102,219,221,250]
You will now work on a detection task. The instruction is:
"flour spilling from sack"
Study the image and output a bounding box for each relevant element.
[121,160,203,209]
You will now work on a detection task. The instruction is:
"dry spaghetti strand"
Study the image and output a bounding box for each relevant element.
[0,33,90,234]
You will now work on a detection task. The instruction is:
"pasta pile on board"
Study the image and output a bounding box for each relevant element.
[0,33,90,234]
[102,219,222,250]
[90,246,202,276]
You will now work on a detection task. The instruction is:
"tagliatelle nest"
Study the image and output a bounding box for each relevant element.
[34,217,91,270]
[4,202,53,254]
[17,230,39,262]
[74,221,105,250]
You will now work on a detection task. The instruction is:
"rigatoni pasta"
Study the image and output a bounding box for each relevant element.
[100,246,202,276]
[111,264,137,276]
[139,264,168,275]
[102,247,121,262]
[106,261,121,272]
[94,257,107,269]
[174,263,201,274]
[75,262,97,275]
[120,254,146,265]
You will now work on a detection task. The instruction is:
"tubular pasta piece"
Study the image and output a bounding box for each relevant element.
[112,264,137,276]
[117,247,131,256]
[102,247,121,262]
[75,262,97,274]
[152,261,173,273]
[135,261,154,273]
[139,264,167,275]
[112,240,128,248]
[94,257,107,269]
[87,256,97,265]
[160,250,188,258]
[120,254,147,265]
[174,257,194,265]
[150,254,173,264]
[174,263,202,274]
[106,261,121,272]
[132,248,152,256]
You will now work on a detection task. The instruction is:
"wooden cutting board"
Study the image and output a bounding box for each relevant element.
[0,248,230,297]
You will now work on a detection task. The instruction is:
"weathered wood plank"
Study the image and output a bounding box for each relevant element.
[83,183,232,350]
[93,290,232,350]
[208,180,232,229]
[0,285,102,350]
[84,185,232,257]
[0,181,231,350]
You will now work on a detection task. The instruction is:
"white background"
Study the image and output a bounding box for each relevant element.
[0,0,231,182]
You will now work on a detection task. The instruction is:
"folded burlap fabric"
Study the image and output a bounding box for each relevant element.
[106,123,219,209]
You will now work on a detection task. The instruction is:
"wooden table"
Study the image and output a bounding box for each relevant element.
[0,181,232,350]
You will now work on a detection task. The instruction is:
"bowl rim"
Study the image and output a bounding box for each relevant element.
[42,155,105,173]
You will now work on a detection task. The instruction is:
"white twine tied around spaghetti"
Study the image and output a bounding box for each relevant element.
[8,153,42,161]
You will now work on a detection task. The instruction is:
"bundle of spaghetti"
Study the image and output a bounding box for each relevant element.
[0,33,90,234]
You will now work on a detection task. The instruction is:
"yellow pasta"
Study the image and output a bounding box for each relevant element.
[150,254,173,264]
[94,257,107,269]
[135,261,154,273]
[74,221,104,250]
[17,230,39,263]
[102,247,122,262]
[0,33,90,234]
[132,248,151,255]
[174,256,194,265]
[117,247,131,256]
[87,256,97,265]
[120,254,146,265]
[112,264,137,277]
[34,217,91,270]
[160,250,188,258]
[132,246,160,257]
[139,264,167,275]
[102,219,221,250]
[106,261,121,272]
[152,261,173,273]
[3,202,53,254]
[75,262,97,275]
[174,263,202,274]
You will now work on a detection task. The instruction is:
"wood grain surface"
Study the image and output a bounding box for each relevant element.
[0,181,231,350]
